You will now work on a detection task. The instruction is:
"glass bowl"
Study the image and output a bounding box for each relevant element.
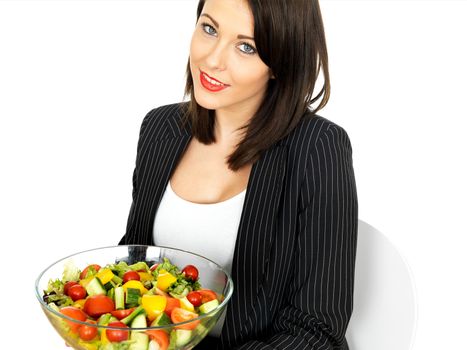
[35,245,233,350]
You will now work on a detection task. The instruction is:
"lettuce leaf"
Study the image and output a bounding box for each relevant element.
[62,259,81,282]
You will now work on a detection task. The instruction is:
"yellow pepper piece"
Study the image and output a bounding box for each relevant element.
[101,327,109,345]
[79,342,98,350]
[123,280,148,295]
[179,296,195,312]
[73,299,86,309]
[138,272,153,282]
[96,268,114,285]
[141,294,167,321]
[156,269,177,292]
[79,275,94,288]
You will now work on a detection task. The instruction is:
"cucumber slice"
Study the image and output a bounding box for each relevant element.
[129,314,149,350]
[170,329,192,347]
[150,312,171,327]
[112,274,123,284]
[195,323,209,338]
[48,302,60,312]
[114,286,125,310]
[121,305,145,325]
[126,288,141,307]
[107,287,115,299]
[199,299,220,314]
[130,332,149,350]
[97,313,112,335]
[98,313,112,325]
[104,281,115,291]
[85,276,106,296]
[130,313,147,328]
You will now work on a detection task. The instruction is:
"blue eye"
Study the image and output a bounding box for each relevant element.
[239,42,256,55]
[201,23,217,36]
[200,22,257,56]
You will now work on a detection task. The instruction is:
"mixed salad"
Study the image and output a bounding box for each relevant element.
[42,258,222,350]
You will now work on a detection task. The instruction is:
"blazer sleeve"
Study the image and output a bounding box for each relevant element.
[118,110,153,245]
[234,125,358,349]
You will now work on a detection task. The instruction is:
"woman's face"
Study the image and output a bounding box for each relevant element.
[189,0,272,115]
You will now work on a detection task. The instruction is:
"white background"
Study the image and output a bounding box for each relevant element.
[1,1,466,349]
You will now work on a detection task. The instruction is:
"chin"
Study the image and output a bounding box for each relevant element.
[192,89,224,111]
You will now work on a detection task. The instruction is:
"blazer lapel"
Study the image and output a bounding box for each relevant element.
[221,143,287,344]
[131,110,192,245]
[142,128,287,295]
[132,108,288,344]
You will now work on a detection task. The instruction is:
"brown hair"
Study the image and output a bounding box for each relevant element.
[181,0,330,171]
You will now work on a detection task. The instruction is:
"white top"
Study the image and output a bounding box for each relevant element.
[153,180,247,337]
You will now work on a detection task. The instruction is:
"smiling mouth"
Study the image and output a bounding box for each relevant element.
[199,70,230,92]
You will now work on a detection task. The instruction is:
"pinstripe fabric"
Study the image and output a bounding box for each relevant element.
[119,102,358,350]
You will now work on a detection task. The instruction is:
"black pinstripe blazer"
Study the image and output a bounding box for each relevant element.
[118,102,358,350]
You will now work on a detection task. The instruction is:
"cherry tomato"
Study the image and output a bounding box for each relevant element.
[83,295,115,318]
[146,330,169,350]
[68,284,87,301]
[110,308,135,320]
[182,265,199,281]
[60,306,87,333]
[171,307,200,330]
[123,270,140,284]
[106,321,129,342]
[186,291,202,307]
[78,319,98,341]
[150,263,159,272]
[164,297,180,317]
[80,264,101,279]
[197,289,218,304]
[64,281,79,296]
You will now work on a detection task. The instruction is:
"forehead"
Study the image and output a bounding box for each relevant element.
[201,0,254,33]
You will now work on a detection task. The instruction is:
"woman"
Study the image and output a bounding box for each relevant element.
[119,0,358,349]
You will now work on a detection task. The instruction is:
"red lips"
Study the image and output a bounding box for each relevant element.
[199,70,229,92]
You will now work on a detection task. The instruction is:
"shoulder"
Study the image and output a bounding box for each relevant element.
[281,112,355,205]
[139,101,189,142]
[283,112,356,210]
[282,111,353,160]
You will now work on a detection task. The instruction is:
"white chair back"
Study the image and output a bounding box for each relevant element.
[346,220,417,350]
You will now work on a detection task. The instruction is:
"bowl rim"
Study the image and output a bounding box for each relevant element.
[35,244,234,331]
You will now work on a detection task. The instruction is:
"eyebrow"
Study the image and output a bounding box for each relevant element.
[200,13,255,41]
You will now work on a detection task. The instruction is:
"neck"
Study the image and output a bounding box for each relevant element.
[213,104,256,147]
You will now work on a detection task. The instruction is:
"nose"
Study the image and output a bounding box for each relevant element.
[205,40,228,72]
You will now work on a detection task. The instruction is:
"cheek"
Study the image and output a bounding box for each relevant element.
[189,37,199,62]
[231,62,270,90]
[190,34,209,62]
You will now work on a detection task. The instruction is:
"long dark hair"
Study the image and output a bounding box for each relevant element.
[181,0,330,171]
